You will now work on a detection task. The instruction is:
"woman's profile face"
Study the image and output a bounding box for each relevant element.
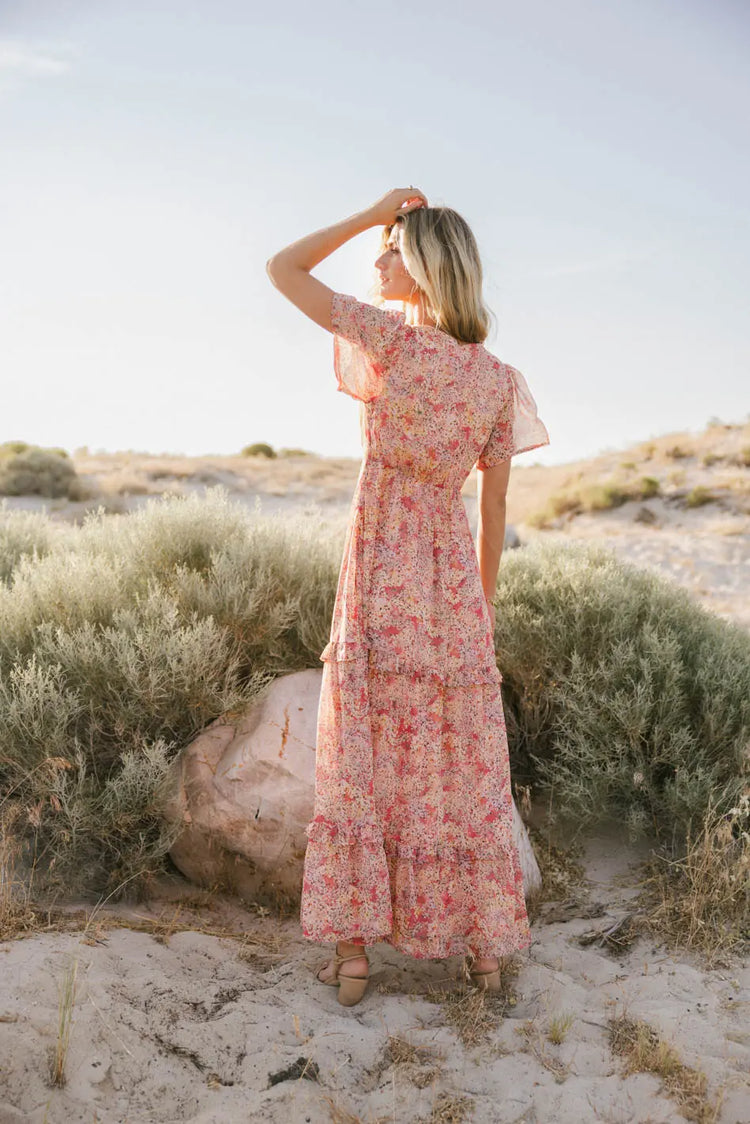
[375,225,416,303]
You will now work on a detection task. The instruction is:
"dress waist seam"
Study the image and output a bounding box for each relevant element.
[363,456,461,492]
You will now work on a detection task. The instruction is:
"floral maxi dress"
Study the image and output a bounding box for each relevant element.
[300,292,550,960]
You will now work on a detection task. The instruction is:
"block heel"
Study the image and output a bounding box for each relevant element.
[315,949,370,1007]
[336,970,370,1006]
[464,953,502,992]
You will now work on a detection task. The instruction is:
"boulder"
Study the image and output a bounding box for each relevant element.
[164,668,542,905]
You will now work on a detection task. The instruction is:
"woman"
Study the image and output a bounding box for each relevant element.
[266,187,549,1007]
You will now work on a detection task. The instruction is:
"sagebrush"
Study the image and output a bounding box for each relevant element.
[0,491,747,924]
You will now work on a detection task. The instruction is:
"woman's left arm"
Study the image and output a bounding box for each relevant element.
[266,188,428,332]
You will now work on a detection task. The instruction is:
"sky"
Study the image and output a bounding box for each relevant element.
[1,0,748,467]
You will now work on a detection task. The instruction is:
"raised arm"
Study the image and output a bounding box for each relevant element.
[265,188,428,331]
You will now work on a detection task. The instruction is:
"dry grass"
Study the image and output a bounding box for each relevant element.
[315,1088,475,1124]
[423,955,522,1049]
[0,806,292,966]
[526,474,664,528]
[665,443,694,460]
[510,419,750,529]
[636,791,749,969]
[385,1034,440,1069]
[515,1011,572,1082]
[524,818,588,920]
[546,1010,576,1044]
[381,1034,443,1089]
[425,984,498,1049]
[317,1095,374,1124]
[48,956,78,1087]
[0,804,40,940]
[71,450,362,508]
[416,1092,475,1123]
[607,1009,723,1122]
[685,485,715,508]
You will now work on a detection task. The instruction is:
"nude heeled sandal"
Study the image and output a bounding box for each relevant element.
[315,949,371,1007]
[463,952,502,992]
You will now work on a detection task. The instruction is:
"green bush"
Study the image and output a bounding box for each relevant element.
[0,446,80,499]
[0,495,747,904]
[241,442,277,458]
[278,447,313,457]
[529,475,662,527]
[685,486,714,508]
[0,489,342,897]
[495,538,750,842]
[584,482,628,511]
[0,503,58,583]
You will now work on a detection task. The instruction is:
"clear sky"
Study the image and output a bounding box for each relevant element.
[1,0,748,466]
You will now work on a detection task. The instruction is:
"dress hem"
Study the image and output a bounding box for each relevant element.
[301,831,532,961]
[301,927,533,961]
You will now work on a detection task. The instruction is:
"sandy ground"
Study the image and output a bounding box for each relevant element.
[1,818,748,1123]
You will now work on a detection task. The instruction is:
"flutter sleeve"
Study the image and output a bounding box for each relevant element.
[476,363,550,468]
[330,291,403,402]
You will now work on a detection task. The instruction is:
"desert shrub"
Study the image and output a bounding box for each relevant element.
[0,503,59,584]
[665,444,692,459]
[241,442,276,458]
[685,486,714,508]
[0,446,81,499]
[495,537,750,845]
[702,452,723,467]
[638,791,749,967]
[278,447,313,457]
[738,446,750,468]
[0,489,343,897]
[528,476,661,527]
[0,441,31,456]
[1,496,747,929]
[583,482,628,511]
[527,490,582,527]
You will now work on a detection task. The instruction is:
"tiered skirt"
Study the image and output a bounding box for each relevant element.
[300,643,532,960]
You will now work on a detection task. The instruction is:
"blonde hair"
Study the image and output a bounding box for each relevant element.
[367,206,496,345]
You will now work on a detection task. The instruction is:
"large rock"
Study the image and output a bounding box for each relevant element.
[164,668,542,905]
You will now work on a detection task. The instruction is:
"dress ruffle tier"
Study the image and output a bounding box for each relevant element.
[300,644,532,960]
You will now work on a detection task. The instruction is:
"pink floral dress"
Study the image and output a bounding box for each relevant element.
[300,292,550,960]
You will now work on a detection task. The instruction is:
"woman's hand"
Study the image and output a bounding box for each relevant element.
[365,187,428,227]
[486,596,496,634]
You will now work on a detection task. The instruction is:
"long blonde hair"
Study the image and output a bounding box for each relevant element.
[367,206,496,345]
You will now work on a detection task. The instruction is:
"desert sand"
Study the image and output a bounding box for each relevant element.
[1,816,747,1123]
